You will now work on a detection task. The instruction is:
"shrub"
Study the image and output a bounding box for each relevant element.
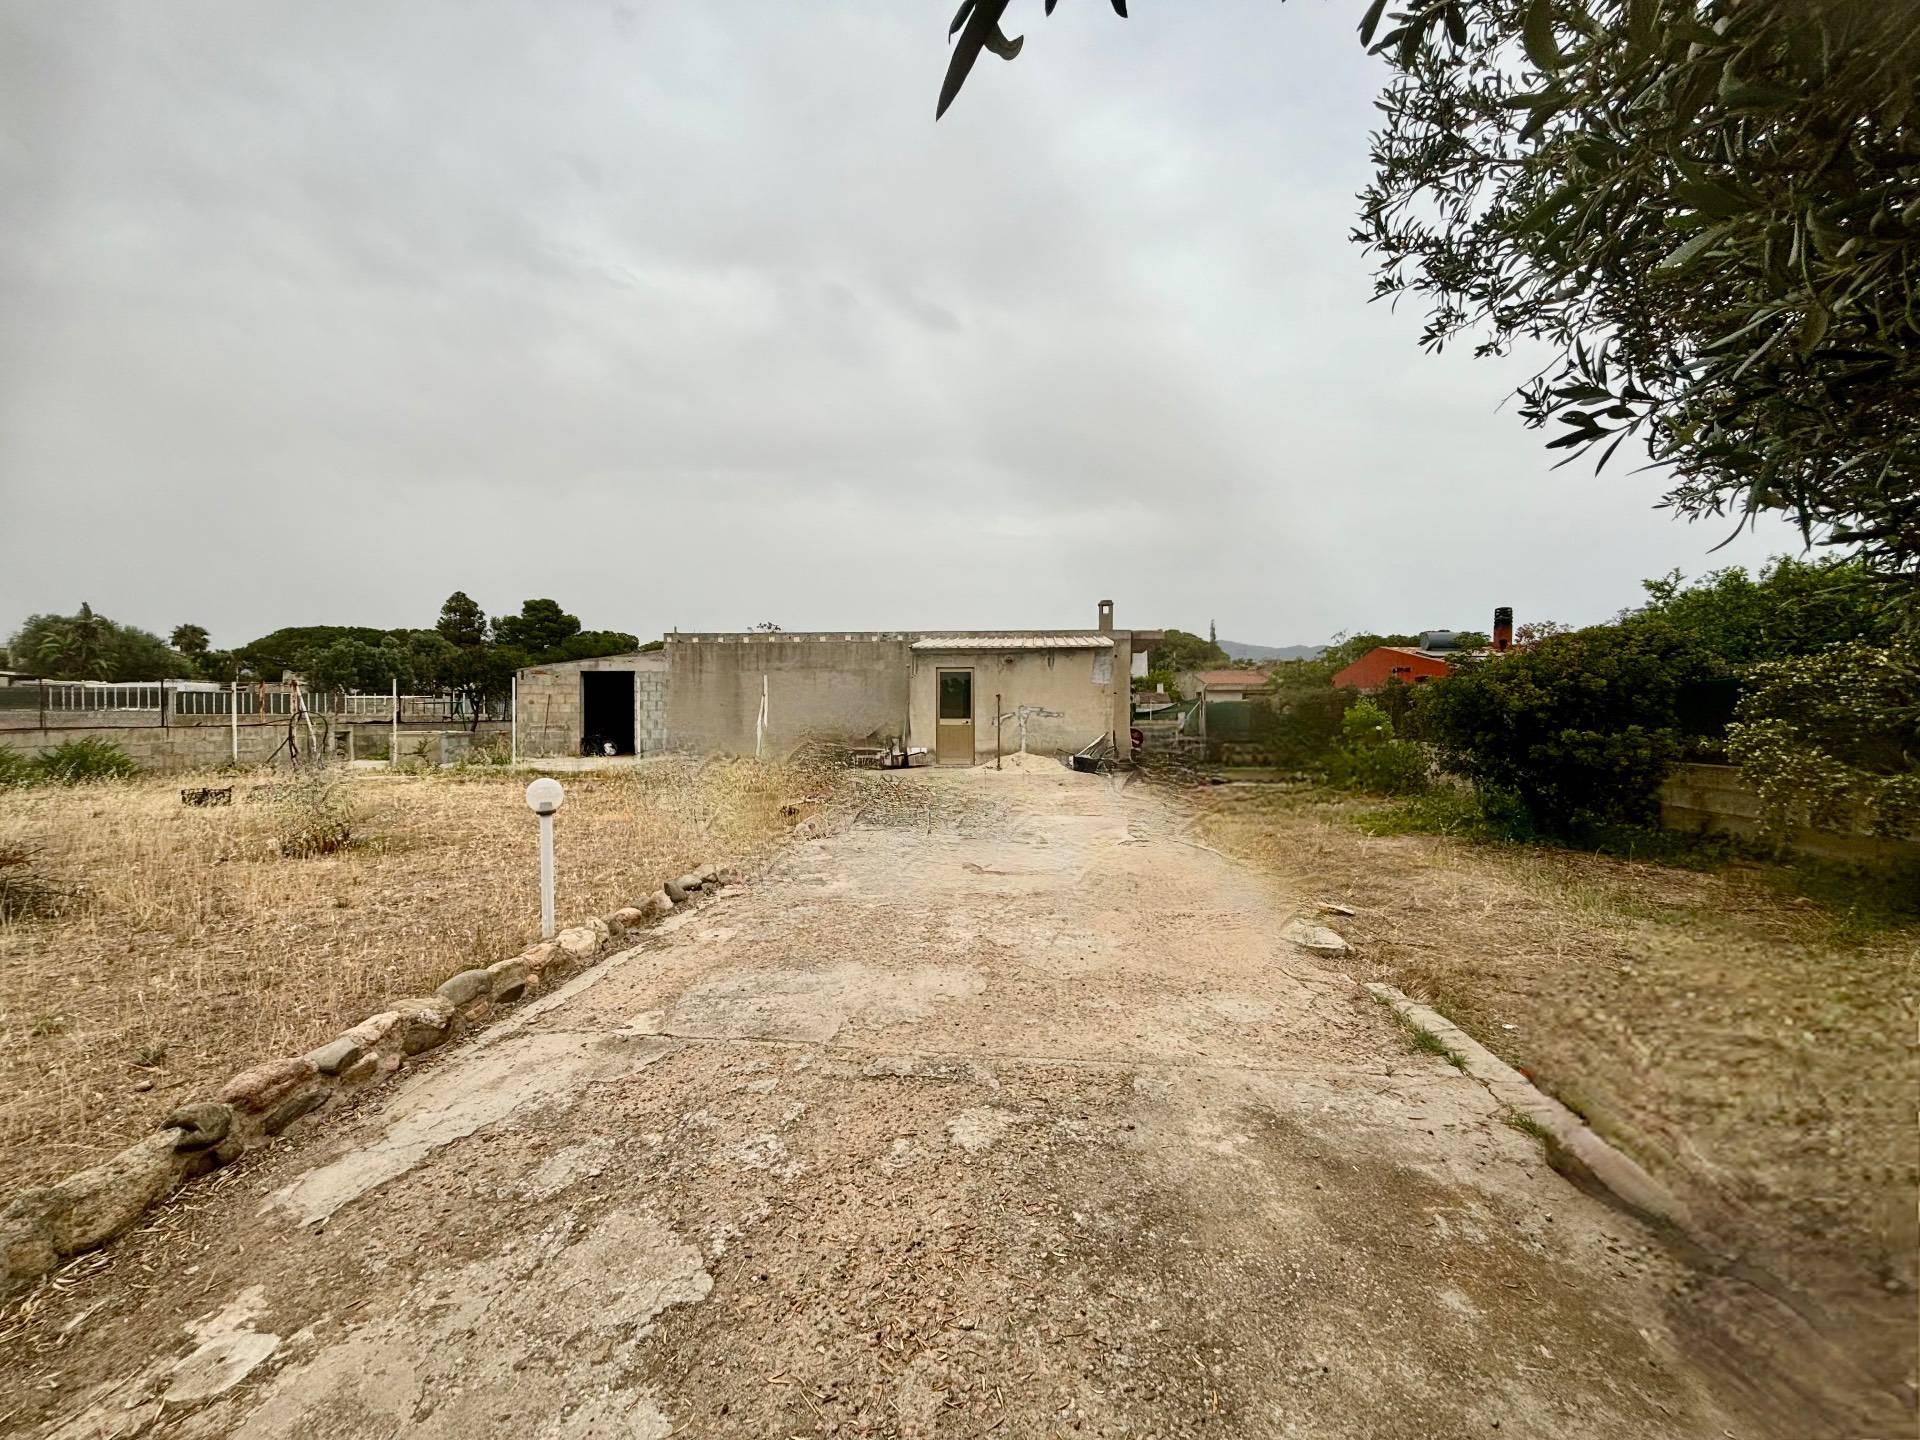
[0,748,37,788]
[1252,686,1358,771]
[34,737,139,785]
[1413,621,1714,839]
[1327,698,1430,796]
[1726,639,1920,839]
[275,772,356,857]
[458,735,513,768]
[0,843,68,919]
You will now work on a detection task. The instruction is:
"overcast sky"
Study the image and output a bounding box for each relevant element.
[0,0,1803,651]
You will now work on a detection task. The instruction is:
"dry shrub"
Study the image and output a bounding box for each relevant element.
[0,756,844,1192]
[0,844,67,921]
[274,772,356,857]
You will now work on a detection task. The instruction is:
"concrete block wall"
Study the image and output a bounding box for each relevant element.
[514,654,670,759]
[637,672,668,753]
[0,721,331,772]
[1658,762,1920,864]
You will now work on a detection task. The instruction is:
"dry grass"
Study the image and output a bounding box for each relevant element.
[0,757,842,1195]
[1189,784,1920,1392]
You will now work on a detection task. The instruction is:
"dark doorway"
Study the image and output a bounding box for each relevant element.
[580,671,635,756]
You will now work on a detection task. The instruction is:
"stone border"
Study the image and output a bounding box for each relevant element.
[0,863,737,1298]
[1364,981,1697,1234]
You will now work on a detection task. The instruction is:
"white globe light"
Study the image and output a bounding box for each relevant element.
[524,777,566,815]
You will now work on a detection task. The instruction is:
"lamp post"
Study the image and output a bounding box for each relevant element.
[524,777,565,939]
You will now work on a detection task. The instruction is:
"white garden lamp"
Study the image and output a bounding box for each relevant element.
[524,777,566,939]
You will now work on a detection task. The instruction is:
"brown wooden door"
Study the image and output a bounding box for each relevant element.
[935,669,974,765]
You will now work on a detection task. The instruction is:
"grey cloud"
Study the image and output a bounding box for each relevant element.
[0,0,1800,649]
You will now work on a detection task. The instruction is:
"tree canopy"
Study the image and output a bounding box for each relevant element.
[9,605,185,681]
[933,1,1920,592]
[1627,554,1891,666]
[1358,0,1919,587]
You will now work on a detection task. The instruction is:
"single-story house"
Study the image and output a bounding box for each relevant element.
[1178,669,1272,701]
[1331,646,1456,691]
[1332,615,1515,691]
[514,601,1162,765]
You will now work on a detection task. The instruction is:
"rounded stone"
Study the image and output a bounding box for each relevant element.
[306,1036,363,1076]
[556,926,600,961]
[219,1058,316,1113]
[49,1132,183,1253]
[436,969,492,1008]
[486,958,528,1004]
[394,997,457,1055]
[261,1087,328,1137]
[162,1102,234,1152]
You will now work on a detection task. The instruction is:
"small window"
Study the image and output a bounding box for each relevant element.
[938,670,972,720]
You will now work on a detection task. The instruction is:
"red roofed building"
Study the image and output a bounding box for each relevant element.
[1333,611,1516,691]
[1331,646,1455,691]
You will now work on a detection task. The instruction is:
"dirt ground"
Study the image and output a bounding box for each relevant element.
[1194,784,1920,1421]
[0,766,1908,1438]
[0,759,833,1194]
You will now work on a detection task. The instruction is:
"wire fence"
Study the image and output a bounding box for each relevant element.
[0,680,507,730]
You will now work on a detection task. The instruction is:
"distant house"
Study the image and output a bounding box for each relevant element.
[1178,669,1272,701]
[1333,615,1515,692]
[1331,646,1456,691]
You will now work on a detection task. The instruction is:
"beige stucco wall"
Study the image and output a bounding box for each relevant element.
[514,653,668,759]
[909,647,1120,764]
[666,636,912,755]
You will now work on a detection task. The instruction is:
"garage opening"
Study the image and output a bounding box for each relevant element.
[580,671,635,756]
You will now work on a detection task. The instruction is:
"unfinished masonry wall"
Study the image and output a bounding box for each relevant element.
[515,654,669,759]
[666,635,911,755]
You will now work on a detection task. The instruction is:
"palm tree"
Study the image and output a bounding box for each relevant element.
[31,604,112,680]
[170,623,210,657]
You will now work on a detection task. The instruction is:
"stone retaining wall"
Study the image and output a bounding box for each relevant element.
[0,862,736,1297]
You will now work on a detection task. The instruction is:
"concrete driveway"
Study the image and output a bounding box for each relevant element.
[7,769,1850,1438]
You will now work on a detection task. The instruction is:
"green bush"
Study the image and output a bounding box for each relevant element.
[0,748,37,788]
[1327,698,1430,795]
[1726,639,1920,839]
[1412,621,1714,839]
[34,737,139,784]
[1252,686,1358,771]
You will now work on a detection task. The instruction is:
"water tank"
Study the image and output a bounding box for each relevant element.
[1419,630,1464,652]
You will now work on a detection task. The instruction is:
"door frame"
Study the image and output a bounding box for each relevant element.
[934,667,975,766]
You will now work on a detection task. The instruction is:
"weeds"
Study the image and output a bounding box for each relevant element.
[1356,785,1918,937]
[1401,1019,1466,1070]
[0,844,68,920]
[1504,1111,1552,1143]
[0,737,140,789]
[0,748,37,789]
[275,772,357,857]
[0,757,840,1191]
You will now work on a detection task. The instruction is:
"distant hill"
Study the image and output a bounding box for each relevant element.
[1219,639,1324,663]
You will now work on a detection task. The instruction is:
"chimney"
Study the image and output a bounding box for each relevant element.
[1493,606,1513,653]
[1096,599,1114,635]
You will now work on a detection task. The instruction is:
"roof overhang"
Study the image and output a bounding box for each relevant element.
[910,635,1114,652]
